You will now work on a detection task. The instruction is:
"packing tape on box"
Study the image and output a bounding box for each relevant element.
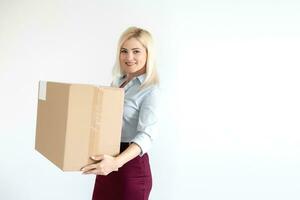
[38,81,47,101]
[89,88,103,157]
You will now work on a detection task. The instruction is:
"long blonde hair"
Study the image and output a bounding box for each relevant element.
[112,26,159,89]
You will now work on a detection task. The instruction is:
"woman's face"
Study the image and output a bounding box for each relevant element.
[119,38,147,76]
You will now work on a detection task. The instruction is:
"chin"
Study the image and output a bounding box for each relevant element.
[126,69,138,74]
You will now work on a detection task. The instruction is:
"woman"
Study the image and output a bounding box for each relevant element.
[81,26,160,200]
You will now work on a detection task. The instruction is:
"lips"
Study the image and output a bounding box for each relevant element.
[125,62,136,66]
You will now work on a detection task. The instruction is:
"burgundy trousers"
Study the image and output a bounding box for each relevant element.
[92,143,152,200]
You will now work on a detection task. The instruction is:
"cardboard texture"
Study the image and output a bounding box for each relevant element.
[35,81,124,171]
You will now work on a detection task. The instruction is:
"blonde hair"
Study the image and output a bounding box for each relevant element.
[112,26,159,89]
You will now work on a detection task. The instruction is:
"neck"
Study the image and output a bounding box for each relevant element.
[126,67,146,80]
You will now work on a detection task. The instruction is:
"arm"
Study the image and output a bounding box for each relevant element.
[81,143,141,175]
[115,143,141,167]
[131,88,159,156]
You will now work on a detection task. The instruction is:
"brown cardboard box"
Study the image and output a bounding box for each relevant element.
[35,81,124,171]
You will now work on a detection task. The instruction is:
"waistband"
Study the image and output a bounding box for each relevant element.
[120,142,130,152]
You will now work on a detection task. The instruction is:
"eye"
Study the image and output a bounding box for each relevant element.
[133,50,140,54]
[120,49,128,53]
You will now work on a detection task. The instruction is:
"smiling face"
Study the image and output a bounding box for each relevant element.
[119,37,147,77]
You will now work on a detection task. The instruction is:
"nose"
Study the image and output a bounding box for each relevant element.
[125,52,134,60]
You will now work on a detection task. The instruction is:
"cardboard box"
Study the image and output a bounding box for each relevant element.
[35,81,124,171]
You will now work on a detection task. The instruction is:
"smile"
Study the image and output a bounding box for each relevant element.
[126,62,136,66]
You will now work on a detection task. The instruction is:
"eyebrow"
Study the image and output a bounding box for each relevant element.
[120,47,142,50]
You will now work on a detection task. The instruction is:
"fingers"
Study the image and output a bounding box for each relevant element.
[80,155,105,174]
[83,169,109,176]
[83,169,98,175]
[81,154,117,176]
[81,163,97,173]
[81,164,109,176]
[90,154,105,161]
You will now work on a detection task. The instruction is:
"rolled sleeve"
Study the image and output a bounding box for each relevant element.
[131,89,159,156]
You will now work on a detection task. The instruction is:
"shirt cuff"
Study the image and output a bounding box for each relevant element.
[130,132,152,156]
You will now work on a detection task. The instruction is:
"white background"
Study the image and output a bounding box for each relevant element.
[0,0,300,199]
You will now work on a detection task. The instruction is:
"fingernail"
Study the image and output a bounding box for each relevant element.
[91,156,95,159]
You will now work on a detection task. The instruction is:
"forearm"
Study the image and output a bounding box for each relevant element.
[116,143,142,168]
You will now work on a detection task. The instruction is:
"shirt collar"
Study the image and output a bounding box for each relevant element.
[136,74,146,84]
[120,73,146,85]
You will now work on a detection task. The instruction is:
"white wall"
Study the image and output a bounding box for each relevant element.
[1,0,300,200]
[174,1,300,199]
[0,0,177,199]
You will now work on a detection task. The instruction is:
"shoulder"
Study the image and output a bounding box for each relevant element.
[140,84,161,105]
[142,84,160,96]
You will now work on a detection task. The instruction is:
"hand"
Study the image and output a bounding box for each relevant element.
[81,154,120,176]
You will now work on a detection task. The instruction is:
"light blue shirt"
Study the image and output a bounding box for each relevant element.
[112,74,159,156]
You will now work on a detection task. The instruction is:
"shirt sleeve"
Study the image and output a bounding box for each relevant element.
[131,88,159,156]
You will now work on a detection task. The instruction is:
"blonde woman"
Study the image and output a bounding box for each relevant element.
[81,27,160,200]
